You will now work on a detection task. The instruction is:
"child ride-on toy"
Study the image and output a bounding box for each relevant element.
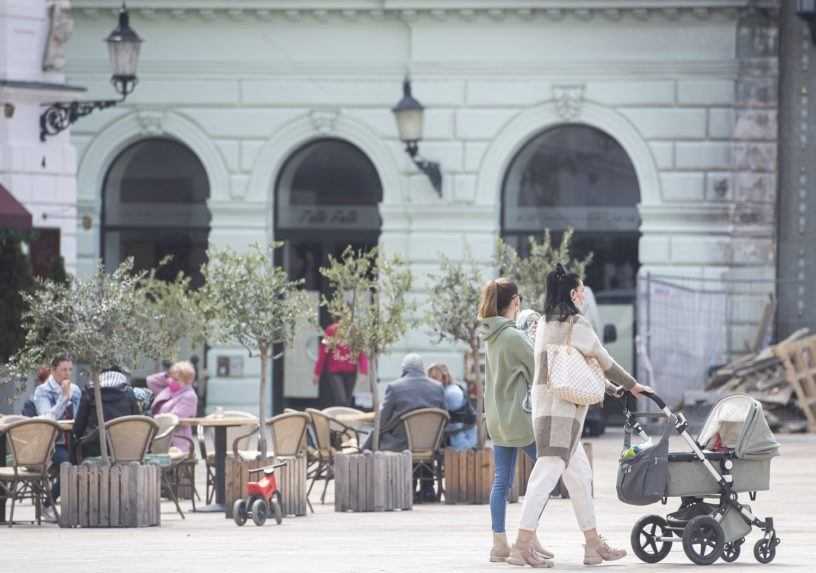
[233,461,287,526]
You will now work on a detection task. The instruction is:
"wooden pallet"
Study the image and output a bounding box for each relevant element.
[224,454,308,518]
[773,335,816,432]
[59,462,161,528]
[334,450,413,512]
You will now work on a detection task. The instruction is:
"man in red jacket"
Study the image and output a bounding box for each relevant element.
[312,321,368,408]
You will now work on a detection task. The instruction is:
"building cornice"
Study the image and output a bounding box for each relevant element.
[71,1,755,22]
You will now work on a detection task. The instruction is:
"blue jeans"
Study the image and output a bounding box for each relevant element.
[491,443,537,533]
[50,444,70,502]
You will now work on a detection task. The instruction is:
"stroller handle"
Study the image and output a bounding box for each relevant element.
[644,391,667,410]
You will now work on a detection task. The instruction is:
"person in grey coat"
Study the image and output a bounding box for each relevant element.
[364,353,446,452]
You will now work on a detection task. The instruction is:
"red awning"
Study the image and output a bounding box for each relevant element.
[0,183,32,231]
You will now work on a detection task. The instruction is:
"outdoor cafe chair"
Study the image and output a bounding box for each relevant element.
[106,415,159,463]
[232,411,311,460]
[196,410,258,504]
[400,408,450,502]
[305,408,364,506]
[147,413,198,519]
[0,418,61,526]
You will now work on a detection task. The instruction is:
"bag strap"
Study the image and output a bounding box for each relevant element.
[565,315,577,347]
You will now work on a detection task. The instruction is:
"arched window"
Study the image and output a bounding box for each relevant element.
[102,138,211,287]
[502,124,640,294]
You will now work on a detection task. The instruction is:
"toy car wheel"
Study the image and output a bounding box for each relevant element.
[270,498,283,525]
[631,515,673,563]
[753,538,776,564]
[721,540,742,562]
[251,499,268,526]
[682,515,724,565]
[232,499,248,526]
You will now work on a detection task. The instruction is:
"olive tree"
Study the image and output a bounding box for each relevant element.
[6,259,168,463]
[425,254,486,446]
[495,229,592,313]
[201,243,311,456]
[320,247,414,451]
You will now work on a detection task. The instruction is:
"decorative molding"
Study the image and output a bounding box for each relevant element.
[135,110,166,135]
[69,1,752,23]
[309,109,340,134]
[552,84,585,121]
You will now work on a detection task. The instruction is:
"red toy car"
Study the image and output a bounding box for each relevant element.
[233,461,287,526]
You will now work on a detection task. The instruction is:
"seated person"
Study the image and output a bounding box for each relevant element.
[32,354,81,521]
[363,353,446,452]
[146,360,198,454]
[427,363,477,451]
[72,367,140,459]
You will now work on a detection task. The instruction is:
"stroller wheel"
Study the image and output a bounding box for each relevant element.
[753,538,776,564]
[682,515,724,565]
[721,540,742,562]
[631,515,673,563]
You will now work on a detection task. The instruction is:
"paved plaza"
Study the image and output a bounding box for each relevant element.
[3,430,813,573]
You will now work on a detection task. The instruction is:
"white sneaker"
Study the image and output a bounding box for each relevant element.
[42,505,59,524]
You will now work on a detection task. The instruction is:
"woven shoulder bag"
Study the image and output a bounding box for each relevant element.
[546,317,606,406]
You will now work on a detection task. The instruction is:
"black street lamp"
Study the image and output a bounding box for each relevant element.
[40,3,142,141]
[392,77,442,195]
[798,0,816,45]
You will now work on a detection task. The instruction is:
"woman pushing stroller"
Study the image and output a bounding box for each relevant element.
[493,264,652,568]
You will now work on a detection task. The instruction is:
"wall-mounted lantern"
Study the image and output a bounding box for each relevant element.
[392,77,442,195]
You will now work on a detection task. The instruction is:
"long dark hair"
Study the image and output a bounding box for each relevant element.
[478,278,518,319]
[544,263,581,322]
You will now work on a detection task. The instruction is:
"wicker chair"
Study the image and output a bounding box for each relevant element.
[400,408,450,502]
[106,416,159,463]
[0,418,62,525]
[147,413,197,519]
[305,408,364,506]
[197,410,258,504]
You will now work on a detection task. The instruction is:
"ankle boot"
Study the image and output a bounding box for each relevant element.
[533,534,555,560]
[584,535,626,565]
[508,530,554,568]
[490,532,511,562]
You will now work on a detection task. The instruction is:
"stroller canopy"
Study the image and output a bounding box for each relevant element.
[697,395,780,460]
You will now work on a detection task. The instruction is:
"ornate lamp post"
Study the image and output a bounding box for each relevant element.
[392,77,443,195]
[40,3,142,141]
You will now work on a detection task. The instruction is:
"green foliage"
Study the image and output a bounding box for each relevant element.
[495,229,592,313]
[140,263,213,362]
[201,243,311,355]
[426,254,483,351]
[0,233,34,363]
[320,246,415,360]
[6,258,169,378]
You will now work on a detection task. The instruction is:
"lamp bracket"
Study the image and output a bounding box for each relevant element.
[403,141,443,196]
[40,96,123,141]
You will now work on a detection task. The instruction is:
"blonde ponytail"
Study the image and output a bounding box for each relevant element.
[478,280,499,319]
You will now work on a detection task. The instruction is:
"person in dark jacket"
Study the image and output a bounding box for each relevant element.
[364,353,446,452]
[72,367,140,459]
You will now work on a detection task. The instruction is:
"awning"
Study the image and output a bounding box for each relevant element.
[0,183,32,231]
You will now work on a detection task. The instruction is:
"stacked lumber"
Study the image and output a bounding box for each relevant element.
[705,329,812,433]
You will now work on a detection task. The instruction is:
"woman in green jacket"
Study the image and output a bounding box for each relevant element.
[479,278,553,567]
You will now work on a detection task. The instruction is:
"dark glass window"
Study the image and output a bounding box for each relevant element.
[276,139,382,233]
[502,125,641,301]
[102,138,210,287]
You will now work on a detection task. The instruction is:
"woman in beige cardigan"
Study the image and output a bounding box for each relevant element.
[508,265,652,568]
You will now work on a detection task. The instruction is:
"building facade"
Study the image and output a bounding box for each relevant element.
[59,0,789,413]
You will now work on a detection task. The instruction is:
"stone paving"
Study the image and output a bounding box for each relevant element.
[2,430,812,573]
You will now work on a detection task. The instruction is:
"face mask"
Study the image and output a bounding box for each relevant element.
[168,379,182,393]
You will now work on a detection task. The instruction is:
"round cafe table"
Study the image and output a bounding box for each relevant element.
[180,416,259,513]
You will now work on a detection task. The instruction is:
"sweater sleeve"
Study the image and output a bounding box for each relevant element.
[508,329,535,388]
[146,371,168,393]
[572,317,636,389]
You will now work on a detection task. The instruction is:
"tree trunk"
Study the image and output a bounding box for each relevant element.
[90,368,109,464]
[257,342,268,458]
[469,345,485,448]
[369,355,381,451]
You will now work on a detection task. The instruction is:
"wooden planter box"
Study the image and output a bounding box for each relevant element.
[444,447,518,504]
[224,454,308,518]
[334,450,412,512]
[59,462,161,528]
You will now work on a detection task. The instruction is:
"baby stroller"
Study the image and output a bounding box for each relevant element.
[617,393,781,565]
